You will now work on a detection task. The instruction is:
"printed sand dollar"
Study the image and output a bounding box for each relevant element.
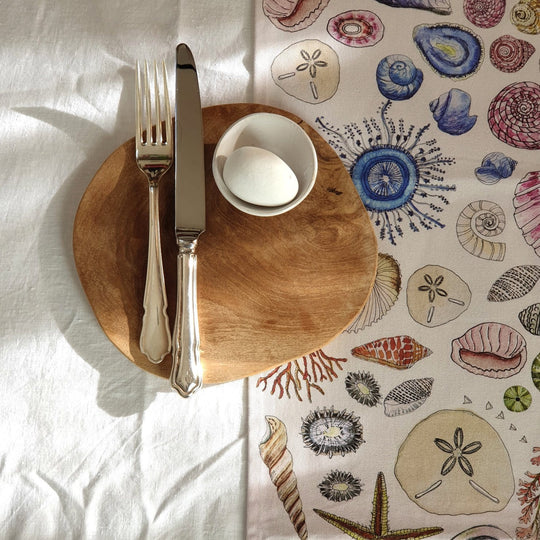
[407,265,471,327]
[395,409,514,515]
[271,39,340,104]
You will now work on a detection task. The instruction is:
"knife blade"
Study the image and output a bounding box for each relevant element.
[170,43,206,398]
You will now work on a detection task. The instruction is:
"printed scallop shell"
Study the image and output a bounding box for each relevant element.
[487,265,540,301]
[490,35,535,72]
[464,0,506,27]
[263,0,331,31]
[519,302,540,335]
[346,253,401,332]
[384,378,434,417]
[451,322,527,378]
[352,335,432,369]
[259,416,308,540]
[514,171,540,256]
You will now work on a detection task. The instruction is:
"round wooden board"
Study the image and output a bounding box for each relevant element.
[73,103,378,384]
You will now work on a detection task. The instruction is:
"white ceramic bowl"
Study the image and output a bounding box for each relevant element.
[212,112,318,217]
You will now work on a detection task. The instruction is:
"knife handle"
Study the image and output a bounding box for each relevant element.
[170,237,203,397]
[140,183,172,364]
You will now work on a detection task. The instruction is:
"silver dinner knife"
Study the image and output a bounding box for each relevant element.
[170,43,206,397]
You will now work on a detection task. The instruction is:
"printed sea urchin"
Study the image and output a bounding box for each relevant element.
[319,470,363,501]
[345,371,382,406]
[301,407,365,458]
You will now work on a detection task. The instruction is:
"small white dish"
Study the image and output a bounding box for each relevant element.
[212,112,318,217]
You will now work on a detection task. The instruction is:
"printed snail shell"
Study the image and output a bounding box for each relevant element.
[519,302,540,335]
[259,416,308,540]
[430,88,477,135]
[376,55,423,100]
[464,0,506,27]
[475,152,518,184]
[511,0,540,34]
[451,322,527,378]
[513,171,540,256]
[487,265,540,301]
[456,200,506,261]
[490,35,535,72]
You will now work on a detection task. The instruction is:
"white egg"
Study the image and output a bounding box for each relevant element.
[222,146,299,207]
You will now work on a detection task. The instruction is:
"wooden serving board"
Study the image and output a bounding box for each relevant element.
[73,103,378,384]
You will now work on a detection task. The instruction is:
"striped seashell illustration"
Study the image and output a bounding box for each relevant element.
[263,0,330,31]
[376,55,423,100]
[451,322,527,378]
[490,35,535,72]
[532,352,540,391]
[519,303,540,335]
[384,378,434,417]
[456,200,506,261]
[464,0,506,27]
[352,335,432,369]
[488,82,540,150]
[487,265,540,301]
[511,0,540,34]
[514,171,540,257]
[259,416,308,540]
[346,253,401,333]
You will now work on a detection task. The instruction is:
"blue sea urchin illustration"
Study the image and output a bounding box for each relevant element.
[301,407,365,457]
[316,101,456,245]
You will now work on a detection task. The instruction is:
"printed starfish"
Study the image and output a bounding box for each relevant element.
[314,472,443,539]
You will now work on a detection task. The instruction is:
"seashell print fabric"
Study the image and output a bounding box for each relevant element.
[249,0,539,537]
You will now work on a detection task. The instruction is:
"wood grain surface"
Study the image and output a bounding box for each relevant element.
[73,103,378,385]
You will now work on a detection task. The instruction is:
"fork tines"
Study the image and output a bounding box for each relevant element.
[135,59,171,147]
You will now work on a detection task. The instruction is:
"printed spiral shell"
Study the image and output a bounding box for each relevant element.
[259,416,308,539]
[490,35,535,72]
[376,55,423,100]
[488,81,540,150]
[464,0,506,27]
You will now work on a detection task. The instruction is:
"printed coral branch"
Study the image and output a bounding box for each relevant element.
[256,349,348,402]
[516,447,540,539]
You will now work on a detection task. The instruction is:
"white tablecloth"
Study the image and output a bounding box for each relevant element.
[0,1,252,538]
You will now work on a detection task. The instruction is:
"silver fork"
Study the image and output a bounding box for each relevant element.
[136,59,173,364]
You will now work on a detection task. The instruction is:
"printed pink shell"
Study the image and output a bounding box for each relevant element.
[514,171,540,257]
[487,81,540,150]
[490,34,535,72]
[327,10,385,47]
[464,0,506,27]
[451,322,527,378]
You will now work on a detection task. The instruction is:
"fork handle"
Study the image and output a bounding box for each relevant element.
[140,183,171,364]
[170,238,203,397]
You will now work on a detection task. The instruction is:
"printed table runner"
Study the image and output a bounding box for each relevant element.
[247,0,539,538]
